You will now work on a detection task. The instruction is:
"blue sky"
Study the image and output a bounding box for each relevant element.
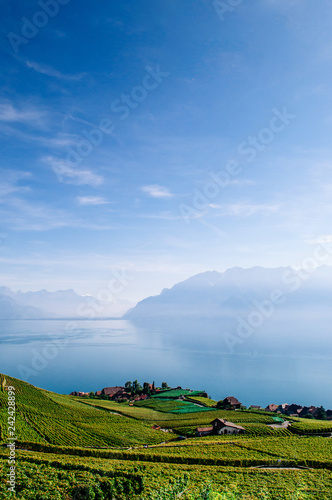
[1,0,332,302]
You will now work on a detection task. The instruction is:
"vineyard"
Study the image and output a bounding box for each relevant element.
[135,398,214,414]
[185,396,218,407]
[0,375,167,447]
[1,444,332,499]
[1,373,332,499]
[151,389,206,399]
[289,418,332,435]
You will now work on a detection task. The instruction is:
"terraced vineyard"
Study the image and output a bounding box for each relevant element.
[151,389,206,399]
[185,395,217,407]
[1,373,332,499]
[0,375,166,447]
[135,398,214,414]
[289,418,332,435]
[1,442,332,499]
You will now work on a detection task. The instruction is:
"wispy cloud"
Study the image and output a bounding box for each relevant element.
[0,169,31,197]
[141,185,173,198]
[44,157,103,187]
[1,197,72,232]
[0,102,45,124]
[223,203,280,217]
[77,196,111,206]
[26,60,85,81]
[1,194,114,232]
[306,235,332,245]
[138,211,203,221]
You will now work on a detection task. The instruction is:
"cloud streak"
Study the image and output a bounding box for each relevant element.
[44,157,104,187]
[141,185,173,198]
[0,102,45,125]
[77,196,111,206]
[26,60,85,81]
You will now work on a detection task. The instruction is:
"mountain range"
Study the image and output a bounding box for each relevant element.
[124,265,332,321]
[0,286,133,319]
[1,265,332,321]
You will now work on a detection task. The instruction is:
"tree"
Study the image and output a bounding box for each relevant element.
[316,406,327,420]
[143,382,150,395]
[161,382,169,389]
[136,382,143,394]
[125,381,132,393]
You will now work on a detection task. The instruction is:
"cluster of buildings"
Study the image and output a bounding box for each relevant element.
[70,385,148,401]
[70,384,181,402]
[262,403,332,420]
[264,403,332,419]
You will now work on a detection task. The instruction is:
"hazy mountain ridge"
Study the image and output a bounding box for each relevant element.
[0,293,53,319]
[0,287,133,319]
[124,265,332,321]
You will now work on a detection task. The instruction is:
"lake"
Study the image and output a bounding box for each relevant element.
[0,315,331,409]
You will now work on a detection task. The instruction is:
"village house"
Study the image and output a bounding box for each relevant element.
[69,391,90,397]
[222,396,242,410]
[285,403,303,416]
[276,404,289,414]
[298,406,317,418]
[133,394,149,401]
[196,418,245,437]
[265,404,278,412]
[99,386,124,397]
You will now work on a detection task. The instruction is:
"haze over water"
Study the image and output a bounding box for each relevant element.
[1,318,331,409]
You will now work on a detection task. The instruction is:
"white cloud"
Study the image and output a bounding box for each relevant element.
[77,196,111,206]
[141,185,173,198]
[0,102,45,124]
[44,157,103,187]
[26,60,85,81]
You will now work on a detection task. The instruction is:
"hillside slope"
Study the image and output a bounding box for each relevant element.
[0,374,166,447]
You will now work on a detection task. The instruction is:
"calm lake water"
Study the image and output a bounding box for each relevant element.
[0,316,331,409]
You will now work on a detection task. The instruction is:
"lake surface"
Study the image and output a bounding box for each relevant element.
[0,316,331,409]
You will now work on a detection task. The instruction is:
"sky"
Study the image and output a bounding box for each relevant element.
[1,0,332,303]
